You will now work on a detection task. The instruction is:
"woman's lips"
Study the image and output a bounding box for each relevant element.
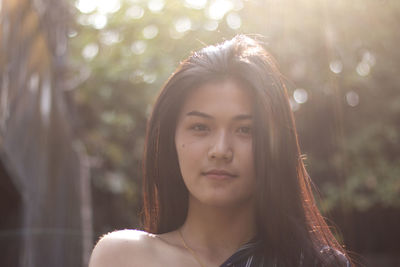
[203,169,237,180]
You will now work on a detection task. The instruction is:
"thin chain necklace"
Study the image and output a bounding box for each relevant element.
[178,229,206,267]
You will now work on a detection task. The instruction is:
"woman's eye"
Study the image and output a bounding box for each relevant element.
[190,124,209,132]
[237,126,252,135]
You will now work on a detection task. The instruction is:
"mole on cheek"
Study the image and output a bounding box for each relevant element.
[182,144,185,148]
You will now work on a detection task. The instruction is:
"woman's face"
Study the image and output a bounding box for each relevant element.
[175,79,256,208]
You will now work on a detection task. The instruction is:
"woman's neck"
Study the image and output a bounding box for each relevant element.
[179,196,257,259]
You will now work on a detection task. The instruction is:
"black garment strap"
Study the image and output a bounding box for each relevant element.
[220,238,263,267]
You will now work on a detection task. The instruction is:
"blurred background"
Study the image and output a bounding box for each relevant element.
[1,0,399,266]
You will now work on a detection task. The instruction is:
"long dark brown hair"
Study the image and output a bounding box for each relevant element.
[141,35,350,266]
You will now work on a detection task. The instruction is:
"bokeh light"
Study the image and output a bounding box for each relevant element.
[75,0,96,14]
[82,43,99,61]
[362,50,376,66]
[329,60,343,74]
[88,13,107,29]
[97,0,121,14]
[293,88,308,104]
[100,31,122,46]
[226,12,241,29]
[143,72,157,84]
[147,0,165,13]
[175,17,192,33]
[75,0,120,14]
[356,61,370,76]
[125,5,145,19]
[346,90,359,107]
[203,20,219,31]
[207,0,233,20]
[184,0,208,10]
[130,40,147,55]
[142,24,159,39]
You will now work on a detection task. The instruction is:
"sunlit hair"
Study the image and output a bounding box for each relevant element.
[142,35,350,266]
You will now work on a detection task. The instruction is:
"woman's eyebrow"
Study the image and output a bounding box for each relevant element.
[186,110,252,120]
[186,110,213,119]
[233,114,253,121]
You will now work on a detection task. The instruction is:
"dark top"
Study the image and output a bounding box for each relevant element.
[219,240,350,267]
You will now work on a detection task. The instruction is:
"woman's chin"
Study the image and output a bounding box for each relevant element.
[191,193,254,209]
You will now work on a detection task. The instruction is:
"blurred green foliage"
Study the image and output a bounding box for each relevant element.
[68,0,400,227]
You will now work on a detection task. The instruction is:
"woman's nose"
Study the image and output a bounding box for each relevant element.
[208,131,233,162]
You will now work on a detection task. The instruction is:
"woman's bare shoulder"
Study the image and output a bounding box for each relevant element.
[88,229,160,267]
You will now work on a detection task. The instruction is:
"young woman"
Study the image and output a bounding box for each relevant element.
[89,35,351,267]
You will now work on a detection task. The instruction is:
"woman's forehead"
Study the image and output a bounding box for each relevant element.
[178,79,253,119]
